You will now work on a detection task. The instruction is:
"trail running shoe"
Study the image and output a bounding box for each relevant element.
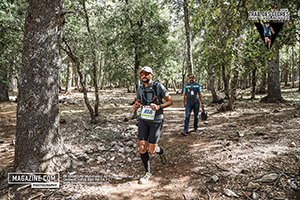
[159,153,167,165]
[181,131,189,136]
[138,172,152,184]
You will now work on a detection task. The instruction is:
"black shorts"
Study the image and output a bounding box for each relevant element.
[265,35,271,39]
[138,119,163,144]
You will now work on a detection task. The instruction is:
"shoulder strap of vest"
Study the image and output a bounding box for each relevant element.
[152,82,158,96]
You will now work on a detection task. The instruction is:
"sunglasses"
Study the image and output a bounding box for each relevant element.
[140,71,151,76]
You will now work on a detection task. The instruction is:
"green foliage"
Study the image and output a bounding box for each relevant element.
[0,0,25,87]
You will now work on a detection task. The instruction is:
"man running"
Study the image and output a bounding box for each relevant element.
[132,66,173,184]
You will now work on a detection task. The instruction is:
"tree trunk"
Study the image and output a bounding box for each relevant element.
[172,79,177,93]
[261,46,285,102]
[134,48,140,91]
[15,0,65,174]
[222,64,229,99]
[227,61,239,110]
[183,0,193,75]
[82,0,100,117]
[283,46,289,86]
[291,45,295,88]
[98,53,105,90]
[209,65,223,103]
[250,68,256,99]
[0,72,9,102]
[283,63,289,86]
[63,38,96,122]
[65,61,73,94]
[181,59,186,94]
[257,71,267,94]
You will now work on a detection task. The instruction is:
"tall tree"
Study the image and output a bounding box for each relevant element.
[15,0,65,173]
[183,0,193,74]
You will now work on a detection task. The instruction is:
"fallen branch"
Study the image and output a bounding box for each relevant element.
[266,173,283,199]
[28,193,43,200]
[16,184,30,191]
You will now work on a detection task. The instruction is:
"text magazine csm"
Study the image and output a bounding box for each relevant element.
[8,173,60,189]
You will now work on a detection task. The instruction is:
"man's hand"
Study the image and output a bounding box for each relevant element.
[150,103,160,111]
[132,101,141,111]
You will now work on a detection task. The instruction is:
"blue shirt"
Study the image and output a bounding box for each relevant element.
[184,82,202,103]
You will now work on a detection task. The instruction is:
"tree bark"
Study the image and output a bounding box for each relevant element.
[183,0,193,75]
[15,0,66,174]
[261,46,285,102]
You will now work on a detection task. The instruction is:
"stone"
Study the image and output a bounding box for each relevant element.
[224,189,239,198]
[256,173,278,183]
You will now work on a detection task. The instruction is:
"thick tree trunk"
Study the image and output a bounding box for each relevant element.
[261,46,285,102]
[250,68,256,99]
[15,0,65,174]
[0,73,9,102]
[65,61,73,94]
[183,0,193,75]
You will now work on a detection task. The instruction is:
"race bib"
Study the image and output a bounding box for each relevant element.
[140,106,156,120]
[190,90,194,95]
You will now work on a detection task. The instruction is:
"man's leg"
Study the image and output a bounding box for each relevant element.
[184,103,193,134]
[193,102,200,131]
[139,140,150,172]
[138,120,151,184]
[148,122,166,165]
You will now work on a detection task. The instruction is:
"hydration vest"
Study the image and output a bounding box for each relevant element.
[139,82,163,115]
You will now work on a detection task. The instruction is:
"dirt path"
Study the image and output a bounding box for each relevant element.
[1,90,300,199]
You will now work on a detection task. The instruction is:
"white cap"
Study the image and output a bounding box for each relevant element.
[140,66,153,74]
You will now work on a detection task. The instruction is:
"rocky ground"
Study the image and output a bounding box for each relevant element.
[1,88,300,200]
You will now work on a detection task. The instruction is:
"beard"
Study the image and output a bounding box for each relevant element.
[142,78,150,83]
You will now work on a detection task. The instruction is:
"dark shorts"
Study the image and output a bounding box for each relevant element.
[265,35,271,39]
[138,119,163,144]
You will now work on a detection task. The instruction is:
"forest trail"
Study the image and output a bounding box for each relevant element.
[1,89,300,199]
